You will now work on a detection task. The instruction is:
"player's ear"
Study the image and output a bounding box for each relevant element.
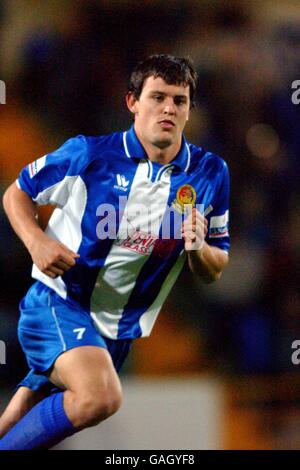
[126,92,138,115]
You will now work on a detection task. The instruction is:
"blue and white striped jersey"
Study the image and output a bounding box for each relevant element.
[17,125,230,340]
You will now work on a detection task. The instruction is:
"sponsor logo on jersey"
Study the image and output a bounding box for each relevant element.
[114,174,130,192]
[209,210,229,238]
[116,230,157,255]
[116,230,180,257]
[171,184,196,213]
[28,155,46,178]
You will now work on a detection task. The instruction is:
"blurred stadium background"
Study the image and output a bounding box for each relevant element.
[1,0,300,449]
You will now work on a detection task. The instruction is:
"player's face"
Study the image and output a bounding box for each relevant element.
[127,76,190,150]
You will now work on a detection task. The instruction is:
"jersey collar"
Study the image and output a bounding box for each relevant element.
[123,125,191,173]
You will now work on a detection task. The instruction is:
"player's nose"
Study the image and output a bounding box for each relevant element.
[163,98,175,114]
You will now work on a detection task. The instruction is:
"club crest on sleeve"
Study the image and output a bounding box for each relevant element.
[171,184,196,213]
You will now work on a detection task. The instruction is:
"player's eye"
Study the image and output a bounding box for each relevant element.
[174,97,186,106]
[153,95,164,102]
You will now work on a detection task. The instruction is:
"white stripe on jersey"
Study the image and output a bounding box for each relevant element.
[32,175,79,207]
[90,159,172,339]
[31,176,87,299]
[139,249,186,336]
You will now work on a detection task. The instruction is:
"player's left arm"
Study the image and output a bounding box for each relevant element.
[182,208,229,283]
[187,243,229,284]
[183,158,230,283]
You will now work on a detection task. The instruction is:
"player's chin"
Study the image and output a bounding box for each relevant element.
[153,135,173,149]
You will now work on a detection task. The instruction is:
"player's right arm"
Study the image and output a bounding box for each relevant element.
[3,182,79,278]
[3,135,88,278]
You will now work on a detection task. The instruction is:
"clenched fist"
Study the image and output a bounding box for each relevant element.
[181,208,208,251]
[29,233,80,278]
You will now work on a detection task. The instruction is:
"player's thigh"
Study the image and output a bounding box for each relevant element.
[48,345,122,396]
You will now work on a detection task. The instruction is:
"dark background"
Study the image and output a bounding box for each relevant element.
[0,0,300,448]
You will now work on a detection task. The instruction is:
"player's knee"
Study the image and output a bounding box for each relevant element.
[75,386,122,428]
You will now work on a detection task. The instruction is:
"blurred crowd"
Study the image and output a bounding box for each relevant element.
[0,0,300,386]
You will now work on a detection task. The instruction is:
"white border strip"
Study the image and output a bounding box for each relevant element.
[51,307,67,351]
[147,160,153,180]
[123,132,131,158]
[155,164,174,182]
[184,143,191,172]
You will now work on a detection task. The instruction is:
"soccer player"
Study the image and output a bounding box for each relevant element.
[0,54,229,449]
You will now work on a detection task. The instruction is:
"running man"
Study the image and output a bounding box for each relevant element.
[0,54,229,449]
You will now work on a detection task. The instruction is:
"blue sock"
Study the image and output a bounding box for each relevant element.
[0,392,76,450]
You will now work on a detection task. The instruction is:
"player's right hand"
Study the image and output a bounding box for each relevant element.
[28,233,80,278]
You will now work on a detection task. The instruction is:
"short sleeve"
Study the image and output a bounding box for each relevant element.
[205,160,230,252]
[17,135,88,207]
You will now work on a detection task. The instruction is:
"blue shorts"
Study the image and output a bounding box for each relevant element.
[17,282,131,393]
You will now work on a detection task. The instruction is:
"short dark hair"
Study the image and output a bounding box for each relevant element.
[128,54,198,108]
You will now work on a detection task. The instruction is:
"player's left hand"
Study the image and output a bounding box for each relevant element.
[181,208,208,251]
